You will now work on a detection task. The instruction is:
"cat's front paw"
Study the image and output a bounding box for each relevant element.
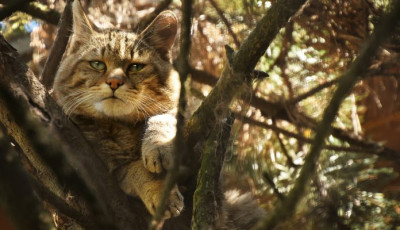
[142,142,173,173]
[144,185,184,218]
[142,114,177,173]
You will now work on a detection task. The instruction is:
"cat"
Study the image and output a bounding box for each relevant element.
[53,0,184,219]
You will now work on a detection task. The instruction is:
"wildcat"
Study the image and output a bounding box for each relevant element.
[53,0,183,219]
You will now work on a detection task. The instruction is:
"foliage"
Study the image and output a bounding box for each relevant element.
[1,12,35,39]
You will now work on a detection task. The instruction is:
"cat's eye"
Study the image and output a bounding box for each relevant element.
[89,61,106,71]
[127,63,145,73]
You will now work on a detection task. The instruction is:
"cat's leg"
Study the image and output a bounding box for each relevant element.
[142,113,176,173]
[119,160,184,218]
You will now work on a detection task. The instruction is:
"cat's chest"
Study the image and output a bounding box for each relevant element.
[74,118,145,172]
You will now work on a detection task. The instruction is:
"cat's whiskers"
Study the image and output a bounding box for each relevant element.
[141,94,169,110]
[138,96,169,115]
[123,91,168,115]
[64,95,94,116]
[135,102,151,120]
[62,90,97,116]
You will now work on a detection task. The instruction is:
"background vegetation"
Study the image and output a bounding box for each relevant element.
[1,0,400,229]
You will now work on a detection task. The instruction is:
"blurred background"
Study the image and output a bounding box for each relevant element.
[1,0,400,229]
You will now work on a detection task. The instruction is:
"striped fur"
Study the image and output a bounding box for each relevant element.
[53,0,183,218]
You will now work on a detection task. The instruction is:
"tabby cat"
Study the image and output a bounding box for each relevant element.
[53,0,183,218]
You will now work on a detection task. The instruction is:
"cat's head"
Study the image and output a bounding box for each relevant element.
[53,0,179,122]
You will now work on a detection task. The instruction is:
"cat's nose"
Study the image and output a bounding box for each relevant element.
[106,76,124,90]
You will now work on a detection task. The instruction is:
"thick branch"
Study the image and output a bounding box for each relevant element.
[21,2,61,26]
[232,0,306,74]
[0,133,45,230]
[192,114,233,230]
[253,1,400,228]
[0,0,34,21]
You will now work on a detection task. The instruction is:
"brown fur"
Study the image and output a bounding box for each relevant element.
[53,0,183,218]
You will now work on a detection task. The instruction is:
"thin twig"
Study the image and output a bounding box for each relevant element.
[290,78,339,104]
[253,1,400,228]
[272,119,297,168]
[276,22,295,98]
[150,0,193,228]
[262,171,285,201]
[208,0,241,48]
[236,114,385,155]
[297,113,400,163]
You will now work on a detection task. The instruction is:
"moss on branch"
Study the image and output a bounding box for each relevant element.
[192,114,234,230]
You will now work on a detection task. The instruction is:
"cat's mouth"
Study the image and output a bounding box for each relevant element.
[102,95,124,102]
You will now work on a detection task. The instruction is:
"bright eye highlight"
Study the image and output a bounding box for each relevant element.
[127,63,145,72]
[89,61,106,71]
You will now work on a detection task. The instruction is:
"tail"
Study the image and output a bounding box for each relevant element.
[218,190,266,230]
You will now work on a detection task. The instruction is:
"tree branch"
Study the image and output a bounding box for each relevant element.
[192,114,234,230]
[0,0,34,21]
[0,132,46,230]
[253,1,400,228]
[150,0,193,228]
[289,78,339,104]
[262,171,285,201]
[272,119,297,168]
[208,0,241,48]
[21,2,61,26]
[185,0,308,163]
[41,0,72,89]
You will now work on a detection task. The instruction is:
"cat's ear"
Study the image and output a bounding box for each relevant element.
[139,11,178,59]
[71,0,94,42]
